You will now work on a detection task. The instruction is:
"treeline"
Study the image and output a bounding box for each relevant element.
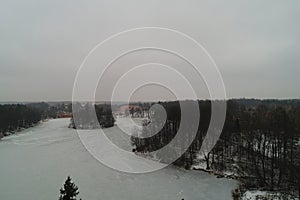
[70,103,115,129]
[0,102,72,138]
[131,99,300,197]
[27,102,72,118]
[0,104,42,136]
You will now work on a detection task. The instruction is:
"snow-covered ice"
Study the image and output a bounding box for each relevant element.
[0,118,237,200]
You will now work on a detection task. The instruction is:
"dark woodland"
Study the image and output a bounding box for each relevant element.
[131,99,300,197]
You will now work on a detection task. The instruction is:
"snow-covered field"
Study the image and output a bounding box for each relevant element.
[0,118,237,200]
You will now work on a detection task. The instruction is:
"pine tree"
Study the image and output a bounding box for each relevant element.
[59,176,80,200]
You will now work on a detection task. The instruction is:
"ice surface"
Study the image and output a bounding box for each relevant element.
[0,118,237,200]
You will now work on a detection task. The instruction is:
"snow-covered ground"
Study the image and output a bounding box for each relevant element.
[0,118,237,200]
[242,190,299,200]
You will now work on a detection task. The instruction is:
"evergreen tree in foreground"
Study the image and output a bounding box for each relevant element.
[59,176,81,200]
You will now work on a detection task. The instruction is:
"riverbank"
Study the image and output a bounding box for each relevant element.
[0,120,47,140]
[192,158,299,199]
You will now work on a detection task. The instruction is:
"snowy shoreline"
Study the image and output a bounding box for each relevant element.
[192,160,299,200]
[0,119,46,139]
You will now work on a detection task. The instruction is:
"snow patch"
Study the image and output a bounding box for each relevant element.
[242,190,298,200]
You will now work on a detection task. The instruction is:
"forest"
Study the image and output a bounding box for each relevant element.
[0,102,72,138]
[131,99,300,198]
[70,103,115,129]
[0,102,115,135]
[0,104,42,136]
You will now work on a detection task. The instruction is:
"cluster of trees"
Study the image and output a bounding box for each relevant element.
[131,101,211,168]
[70,103,115,129]
[0,104,43,136]
[131,99,300,196]
[27,102,72,118]
[0,102,73,138]
[215,101,300,195]
[129,103,152,118]
[118,102,152,118]
[0,101,115,137]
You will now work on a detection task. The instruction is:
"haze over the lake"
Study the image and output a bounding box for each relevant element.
[1,0,299,101]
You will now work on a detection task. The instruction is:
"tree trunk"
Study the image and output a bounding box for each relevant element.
[205,153,211,170]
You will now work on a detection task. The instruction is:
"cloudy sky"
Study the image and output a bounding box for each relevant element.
[0,0,299,101]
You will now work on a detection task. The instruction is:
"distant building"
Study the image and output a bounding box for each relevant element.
[57,112,73,118]
[118,105,143,117]
[119,105,141,113]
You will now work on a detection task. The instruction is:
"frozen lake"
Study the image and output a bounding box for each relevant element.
[0,118,237,200]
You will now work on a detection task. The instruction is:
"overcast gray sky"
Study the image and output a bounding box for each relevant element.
[0,0,299,101]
